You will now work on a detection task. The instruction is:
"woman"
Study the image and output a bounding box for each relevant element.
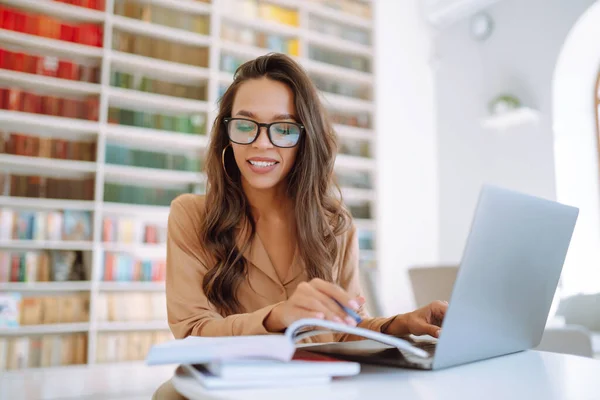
[166,53,447,342]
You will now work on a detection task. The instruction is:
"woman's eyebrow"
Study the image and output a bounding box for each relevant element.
[234,110,297,121]
[272,113,297,121]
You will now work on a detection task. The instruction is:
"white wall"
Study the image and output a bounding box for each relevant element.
[434,0,596,266]
[375,0,439,315]
[553,1,600,296]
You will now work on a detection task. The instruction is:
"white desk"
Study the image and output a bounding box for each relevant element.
[2,351,600,400]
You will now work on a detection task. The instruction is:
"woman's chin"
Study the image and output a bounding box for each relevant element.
[241,174,282,191]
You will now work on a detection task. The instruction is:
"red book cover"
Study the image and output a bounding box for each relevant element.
[7,88,22,111]
[14,10,26,33]
[41,95,60,116]
[58,61,79,80]
[60,23,75,42]
[0,48,9,69]
[24,54,39,74]
[2,9,16,31]
[84,97,98,121]
[22,92,42,114]
[11,255,20,282]
[0,88,6,109]
[3,49,15,70]
[53,139,68,159]
[24,14,38,35]
[13,52,25,72]
[61,98,80,119]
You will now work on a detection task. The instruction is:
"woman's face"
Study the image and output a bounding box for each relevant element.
[229,77,300,191]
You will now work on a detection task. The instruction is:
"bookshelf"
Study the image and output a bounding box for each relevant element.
[0,0,377,370]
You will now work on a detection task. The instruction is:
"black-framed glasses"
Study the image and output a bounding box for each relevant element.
[224,117,304,148]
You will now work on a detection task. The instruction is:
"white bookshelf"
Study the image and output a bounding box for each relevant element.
[0,0,377,368]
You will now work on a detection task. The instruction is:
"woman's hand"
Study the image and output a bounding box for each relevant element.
[265,278,363,332]
[385,301,448,338]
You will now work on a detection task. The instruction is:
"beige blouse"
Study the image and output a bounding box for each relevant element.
[166,193,395,342]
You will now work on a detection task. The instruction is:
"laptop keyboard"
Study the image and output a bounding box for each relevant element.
[412,341,437,355]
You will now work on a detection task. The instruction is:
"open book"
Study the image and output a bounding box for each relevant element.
[146,318,431,366]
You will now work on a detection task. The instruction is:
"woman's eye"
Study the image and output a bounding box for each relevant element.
[236,123,255,132]
[275,124,292,135]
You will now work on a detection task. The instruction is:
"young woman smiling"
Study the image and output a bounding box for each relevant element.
[166,53,447,341]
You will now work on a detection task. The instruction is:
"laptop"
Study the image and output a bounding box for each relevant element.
[305,184,579,370]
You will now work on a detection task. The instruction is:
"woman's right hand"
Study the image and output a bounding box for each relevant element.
[264,278,363,332]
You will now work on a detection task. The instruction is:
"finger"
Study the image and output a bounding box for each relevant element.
[419,322,442,338]
[296,291,354,326]
[311,278,359,311]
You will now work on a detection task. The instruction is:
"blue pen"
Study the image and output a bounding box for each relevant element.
[333,299,363,324]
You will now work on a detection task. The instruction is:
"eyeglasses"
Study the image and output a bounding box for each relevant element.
[224,117,304,148]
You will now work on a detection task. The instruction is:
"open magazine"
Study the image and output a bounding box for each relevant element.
[146,318,431,366]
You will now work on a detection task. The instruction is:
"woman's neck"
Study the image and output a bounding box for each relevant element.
[242,180,293,222]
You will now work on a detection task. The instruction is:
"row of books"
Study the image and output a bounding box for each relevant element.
[339,137,371,158]
[4,174,95,201]
[0,250,89,283]
[329,109,370,129]
[0,47,100,83]
[348,202,371,220]
[315,0,372,19]
[105,144,202,172]
[221,0,299,27]
[114,0,210,35]
[221,24,299,56]
[1,132,97,162]
[311,73,370,100]
[308,46,370,73]
[0,88,99,121]
[336,170,372,190]
[309,15,370,46]
[0,208,92,241]
[103,217,166,244]
[103,182,195,207]
[55,0,105,11]
[111,71,207,101]
[102,252,166,283]
[358,230,374,250]
[0,334,88,371]
[112,30,209,68]
[0,5,103,47]
[97,331,172,364]
[16,293,90,325]
[108,107,206,135]
[96,292,167,322]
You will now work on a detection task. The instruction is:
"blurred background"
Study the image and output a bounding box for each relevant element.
[0,0,598,371]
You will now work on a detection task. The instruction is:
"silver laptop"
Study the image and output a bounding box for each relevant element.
[306,184,579,370]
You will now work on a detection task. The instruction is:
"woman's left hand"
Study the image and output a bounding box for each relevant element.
[384,300,448,338]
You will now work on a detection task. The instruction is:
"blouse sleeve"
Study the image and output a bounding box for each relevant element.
[166,194,282,339]
[336,224,397,341]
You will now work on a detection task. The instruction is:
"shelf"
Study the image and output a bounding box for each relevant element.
[321,92,374,113]
[112,15,212,48]
[103,164,205,186]
[98,281,166,292]
[302,58,373,85]
[305,31,372,58]
[354,218,376,231]
[134,0,212,15]
[220,41,269,60]
[102,203,171,219]
[2,0,105,22]
[481,107,541,130]
[0,154,97,174]
[306,2,372,30]
[0,240,94,251]
[0,323,90,336]
[102,242,166,256]
[341,187,375,203]
[0,29,104,59]
[105,125,209,152]
[96,320,170,332]
[0,196,95,211]
[335,154,376,171]
[333,124,374,141]
[106,87,210,114]
[222,14,300,38]
[0,69,101,96]
[0,110,100,136]
[0,281,92,292]
[111,51,210,84]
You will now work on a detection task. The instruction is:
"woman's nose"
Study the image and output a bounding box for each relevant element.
[252,126,273,148]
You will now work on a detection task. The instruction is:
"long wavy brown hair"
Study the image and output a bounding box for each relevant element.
[202,53,352,315]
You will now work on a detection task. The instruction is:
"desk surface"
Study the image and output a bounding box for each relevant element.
[2,351,600,400]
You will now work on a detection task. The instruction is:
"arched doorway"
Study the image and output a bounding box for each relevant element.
[553,1,600,296]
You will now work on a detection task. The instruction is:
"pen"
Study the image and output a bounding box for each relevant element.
[333,299,363,324]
